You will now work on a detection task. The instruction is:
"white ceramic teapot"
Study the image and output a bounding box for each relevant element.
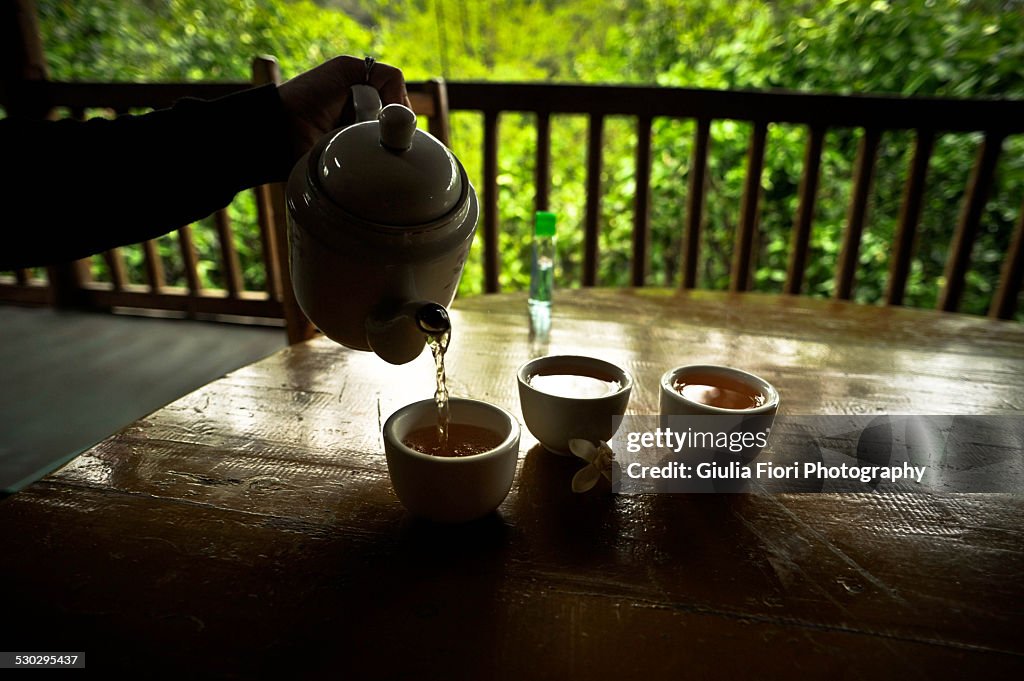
[285,84,478,364]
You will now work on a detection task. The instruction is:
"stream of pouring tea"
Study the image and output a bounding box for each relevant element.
[426,329,451,450]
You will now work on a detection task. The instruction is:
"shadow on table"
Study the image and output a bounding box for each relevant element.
[259,477,514,679]
[511,442,789,614]
[512,444,621,562]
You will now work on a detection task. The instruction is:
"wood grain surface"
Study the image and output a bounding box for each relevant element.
[1,289,1022,679]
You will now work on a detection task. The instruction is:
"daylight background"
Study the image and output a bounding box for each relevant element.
[36,0,1024,316]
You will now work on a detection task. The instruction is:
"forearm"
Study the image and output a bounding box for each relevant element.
[0,83,292,270]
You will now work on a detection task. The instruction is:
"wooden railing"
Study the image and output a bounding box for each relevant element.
[2,73,1023,324]
[449,83,1024,318]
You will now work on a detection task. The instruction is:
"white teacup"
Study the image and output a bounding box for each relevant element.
[660,365,779,416]
[517,355,633,455]
[660,364,779,462]
[383,398,520,523]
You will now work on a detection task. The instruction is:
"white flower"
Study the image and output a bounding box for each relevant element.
[568,439,615,493]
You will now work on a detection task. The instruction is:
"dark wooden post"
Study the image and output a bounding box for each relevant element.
[887,130,935,306]
[731,121,768,292]
[785,125,825,295]
[3,0,89,306]
[988,197,1024,320]
[583,114,604,286]
[252,55,316,344]
[939,132,1004,313]
[482,109,501,293]
[534,111,551,214]
[1,0,49,116]
[835,127,882,301]
[632,115,653,287]
[681,119,711,290]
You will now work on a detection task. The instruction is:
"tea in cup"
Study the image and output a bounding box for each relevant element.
[383,398,520,523]
[517,355,632,455]
[659,364,779,462]
[660,365,777,415]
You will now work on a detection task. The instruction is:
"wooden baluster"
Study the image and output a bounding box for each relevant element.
[248,55,278,301]
[785,125,825,295]
[177,225,201,296]
[426,78,451,148]
[583,113,604,286]
[251,57,283,305]
[45,261,88,307]
[255,184,281,300]
[142,240,164,293]
[731,121,768,292]
[267,175,316,344]
[682,118,711,289]
[632,114,653,287]
[268,176,316,345]
[214,209,243,298]
[103,249,127,291]
[3,4,78,312]
[252,55,315,342]
[989,197,1024,320]
[887,129,935,306]
[534,111,551,214]
[3,0,49,122]
[483,110,501,293]
[835,127,882,300]
[939,132,1005,313]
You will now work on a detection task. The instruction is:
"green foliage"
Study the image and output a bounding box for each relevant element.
[40,0,372,80]
[34,0,1024,317]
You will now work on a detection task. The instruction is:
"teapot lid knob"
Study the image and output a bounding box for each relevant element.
[305,101,464,226]
[379,104,417,152]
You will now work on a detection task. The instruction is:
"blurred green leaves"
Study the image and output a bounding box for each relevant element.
[36,0,1024,317]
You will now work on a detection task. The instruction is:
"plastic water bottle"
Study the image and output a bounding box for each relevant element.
[529,211,556,337]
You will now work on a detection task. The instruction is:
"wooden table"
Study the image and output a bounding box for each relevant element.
[2,289,1022,678]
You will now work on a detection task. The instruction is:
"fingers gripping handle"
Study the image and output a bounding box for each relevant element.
[351,84,382,123]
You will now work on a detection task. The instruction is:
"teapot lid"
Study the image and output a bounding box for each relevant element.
[313,104,463,227]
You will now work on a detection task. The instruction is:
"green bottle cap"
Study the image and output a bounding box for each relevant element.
[535,211,556,237]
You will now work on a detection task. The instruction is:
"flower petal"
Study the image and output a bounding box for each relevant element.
[569,438,598,463]
[572,464,602,493]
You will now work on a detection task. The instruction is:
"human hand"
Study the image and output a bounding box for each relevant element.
[277,55,411,163]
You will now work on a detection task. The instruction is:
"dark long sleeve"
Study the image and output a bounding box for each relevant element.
[1,83,293,270]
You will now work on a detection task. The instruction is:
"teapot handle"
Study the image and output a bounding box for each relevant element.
[351,84,382,123]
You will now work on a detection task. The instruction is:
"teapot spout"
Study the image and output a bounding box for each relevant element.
[366,300,451,365]
[414,302,451,335]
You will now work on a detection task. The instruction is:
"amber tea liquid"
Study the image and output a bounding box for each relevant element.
[421,315,503,457]
[673,372,766,410]
[403,422,504,457]
[426,328,451,450]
